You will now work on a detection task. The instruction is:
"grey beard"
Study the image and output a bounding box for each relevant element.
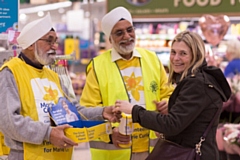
[34,43,55,65]
[119,42,135,55]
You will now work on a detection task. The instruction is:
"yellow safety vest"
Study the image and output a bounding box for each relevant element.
[89,48,160,160]
[3,58,73,160]
[0,132,9,156]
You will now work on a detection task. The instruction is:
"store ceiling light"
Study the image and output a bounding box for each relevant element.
[19,14,27,21]
[38,11,45,17]
[19,1,72,14]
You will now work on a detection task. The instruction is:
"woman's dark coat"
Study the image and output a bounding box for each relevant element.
[132,61,231,160]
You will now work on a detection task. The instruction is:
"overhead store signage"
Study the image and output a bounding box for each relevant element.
[0,0,18,33]
[107,0,240,17]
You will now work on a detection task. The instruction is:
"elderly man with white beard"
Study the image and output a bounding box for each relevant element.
[80,6,174,160]
[0,13,121,160]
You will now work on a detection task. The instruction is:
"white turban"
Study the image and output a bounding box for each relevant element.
[101,7,132,38]
[17,13,53,49]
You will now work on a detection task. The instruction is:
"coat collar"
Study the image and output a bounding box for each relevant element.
[174,59,231,102]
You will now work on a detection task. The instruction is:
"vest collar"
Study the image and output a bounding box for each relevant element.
[111,48,141,62]
[18,52,44,69]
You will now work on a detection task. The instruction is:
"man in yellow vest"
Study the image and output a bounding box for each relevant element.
[80,6,174,160]
[0,13,120,160]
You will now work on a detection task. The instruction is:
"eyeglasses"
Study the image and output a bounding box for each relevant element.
[111,26,135,38]
[38,39,58,46]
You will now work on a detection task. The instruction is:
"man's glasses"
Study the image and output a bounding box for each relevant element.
[112,26,135,38]
[38,39,58,46]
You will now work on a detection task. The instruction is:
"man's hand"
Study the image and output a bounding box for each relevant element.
[153,100,168,115]
[112,127,131,148]
[103,106,121,123]
[49,124,78,148]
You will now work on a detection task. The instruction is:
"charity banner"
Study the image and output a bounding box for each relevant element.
[64,122,112,143]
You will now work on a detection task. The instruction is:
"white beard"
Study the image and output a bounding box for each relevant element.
[34,43,55,65]
[112,38,135,56]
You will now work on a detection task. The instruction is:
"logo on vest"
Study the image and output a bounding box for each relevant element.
[150,81,158,94]
[40,102,54,113]
[43,86,59,103]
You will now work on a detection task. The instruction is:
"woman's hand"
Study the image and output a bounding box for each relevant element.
[114,100,133,114]
[153,100,168,115]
